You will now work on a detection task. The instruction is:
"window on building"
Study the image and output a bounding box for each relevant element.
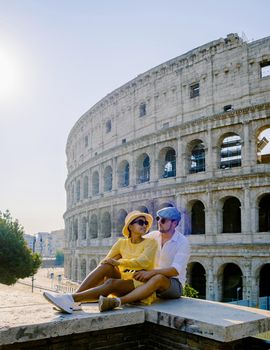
[191,201,205,234]
[161,148,176,178]
[76,180,80,202]
[118,160,129,187]
[190,141,205,173]
[73,218,78,240]
[116,209,128,235]
[223,105,233,112]
[83,176,88,199]
[92,171,99,195]
[81,259,86,281]
[105,120,112,133]
[84,135,89,148]
[220,134,241,169]
[104,166,113,192]
[139,103,146,117]
[222,197,241,233]
[89,214,98,238]
[261,61,270,78]
[190,83,200,98]
[101,212,111,238]
[257,127,270,164]
[259,194,270,232]
[137,154,150,183]
[82,217,87,240]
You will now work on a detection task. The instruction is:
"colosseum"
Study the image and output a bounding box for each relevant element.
[64,33,270,307]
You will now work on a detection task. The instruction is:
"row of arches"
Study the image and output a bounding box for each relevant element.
[188,262,270,302]
[66,193,270,242]
[68,127,270,204]
[65,256,270,303]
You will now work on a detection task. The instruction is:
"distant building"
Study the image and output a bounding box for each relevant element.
[23,233,36,251]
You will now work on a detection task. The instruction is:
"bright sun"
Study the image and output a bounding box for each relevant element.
[0,49,20,99]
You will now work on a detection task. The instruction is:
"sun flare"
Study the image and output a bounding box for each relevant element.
[0,49,20,99]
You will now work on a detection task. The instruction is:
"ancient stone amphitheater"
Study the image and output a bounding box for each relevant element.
[64,33,270,306]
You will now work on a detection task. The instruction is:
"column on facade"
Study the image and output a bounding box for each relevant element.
[99,163,103,195]
[206,125,214,176]
[242,261,253,303]
[129,152,136,186]
[242,121,251,168]
[112,156,117,192]
[176,137,185,179]
[150,143,158,182]
[205,260,215,301]
[242,186,252,234]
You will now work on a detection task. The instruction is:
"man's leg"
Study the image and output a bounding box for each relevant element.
[120,274,170,305]
[73,278,135,302]
[76,263,121,293]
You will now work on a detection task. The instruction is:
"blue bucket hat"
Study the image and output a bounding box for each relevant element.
[156,207,181,222]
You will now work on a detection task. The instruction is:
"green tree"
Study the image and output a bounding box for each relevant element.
[183,284,199,298]
[0,210,41,285]
[55,250,64,266]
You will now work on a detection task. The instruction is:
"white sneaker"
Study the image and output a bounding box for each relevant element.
[43,292,74,314]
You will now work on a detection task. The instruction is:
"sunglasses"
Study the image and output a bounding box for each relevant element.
[156,217,173,224]
[131,219,149,226]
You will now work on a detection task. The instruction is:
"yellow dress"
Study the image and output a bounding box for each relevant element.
[102,237,158,304]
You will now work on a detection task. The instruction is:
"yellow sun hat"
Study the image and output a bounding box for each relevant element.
[122,210,153,238]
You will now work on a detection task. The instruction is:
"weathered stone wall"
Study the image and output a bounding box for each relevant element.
[1,324,269,350]
[64,33,270,306]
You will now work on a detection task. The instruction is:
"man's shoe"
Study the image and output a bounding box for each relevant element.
[98,296,120,312]
[43,291,74,314]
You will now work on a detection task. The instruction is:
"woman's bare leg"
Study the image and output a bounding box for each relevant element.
[120,274,170,304]
[76,263,121,293]
[73,279,135,302]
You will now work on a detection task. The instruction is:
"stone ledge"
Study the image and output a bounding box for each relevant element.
[1,297,270,346]
[142,298,270,342]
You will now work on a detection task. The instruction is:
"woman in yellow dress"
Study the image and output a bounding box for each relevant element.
[43,210,157,313]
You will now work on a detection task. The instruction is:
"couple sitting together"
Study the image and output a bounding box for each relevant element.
[43,206,190,313]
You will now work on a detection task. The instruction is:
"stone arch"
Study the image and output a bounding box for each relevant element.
[89,259,97,272]
[116,209,128,236]
[256,124,270,164]
[222,196,241,233]
[101,211,111,238]
[258,193,270,232]
[219,133,242,169]
[158,147,176,178]
[157,201,175,210]
[92,171,99,195]
[82,216,87,240]
[259,264,270,297]
[104,165,113,192]
[89,213,98,238]
[190,200,205,234]
[73,218,78,240]
[76,179,81,202]
[188,262,206,299]
[83,175,89,199]
[118,160,129,187]
[217,263,243,302]
[80,258,87,281]
[136,205,149,213]
[188,139,206,173]
[136,153,150,184]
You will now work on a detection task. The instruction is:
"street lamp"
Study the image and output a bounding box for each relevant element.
[31,236,36,293]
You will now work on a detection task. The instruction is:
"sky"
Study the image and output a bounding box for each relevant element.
[0,0,269,234]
